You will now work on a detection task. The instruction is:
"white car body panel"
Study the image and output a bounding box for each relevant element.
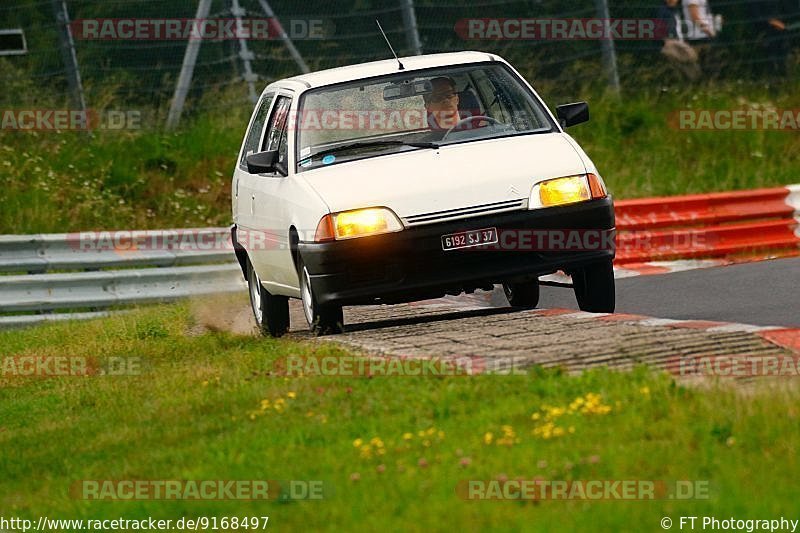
[300,133,588,221]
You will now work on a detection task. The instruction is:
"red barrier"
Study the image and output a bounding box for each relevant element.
[614,185,800,264]
[615,187,794,230]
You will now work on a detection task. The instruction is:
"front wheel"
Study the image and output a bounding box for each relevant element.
[247,260,290,337]
[299,259,344,336]
[503,279,540,308]
[571,259,615,313]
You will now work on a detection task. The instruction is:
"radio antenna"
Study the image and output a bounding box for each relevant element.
[376,19,404,71]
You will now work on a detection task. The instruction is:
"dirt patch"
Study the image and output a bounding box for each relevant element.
[187,293,258,337]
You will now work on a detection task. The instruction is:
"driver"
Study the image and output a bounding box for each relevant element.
[423,77,461,130]
[423,77,490,132]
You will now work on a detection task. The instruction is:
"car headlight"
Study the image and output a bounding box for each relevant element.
[314,207,404,242]
[530,174,607,208]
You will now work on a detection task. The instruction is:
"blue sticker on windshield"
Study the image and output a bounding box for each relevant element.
[322,155,336,165]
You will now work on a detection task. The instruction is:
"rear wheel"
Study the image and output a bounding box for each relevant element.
[247,260,290,337]
[503,279,540,308]
[571,259,615,313]
[299,259,344,336]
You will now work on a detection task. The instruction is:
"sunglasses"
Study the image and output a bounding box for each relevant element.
[430,92,458,103]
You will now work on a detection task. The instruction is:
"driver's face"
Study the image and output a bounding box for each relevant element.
[425,86,460,129]
[426,91,459,115]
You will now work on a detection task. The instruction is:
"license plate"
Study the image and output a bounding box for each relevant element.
[441,227,498,251]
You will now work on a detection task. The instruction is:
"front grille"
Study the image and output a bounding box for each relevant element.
[403,199,527,226]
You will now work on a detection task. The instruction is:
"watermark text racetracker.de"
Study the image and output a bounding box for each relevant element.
[670,109,800,131]
[458,479,710,500]
[670,355,800,378]
[69,479,326,501]
[1,109,141,131]
[455,18,669,40]
[70,18,329,40]
[275,354,527,377]
[1,356,142,378]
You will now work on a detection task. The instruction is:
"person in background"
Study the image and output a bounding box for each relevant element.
[658,0,701,79]
[748,0,792,76]
[683,0,719,40]
[682,0,722,76]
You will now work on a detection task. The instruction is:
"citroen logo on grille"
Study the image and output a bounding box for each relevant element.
[508,185,520,197]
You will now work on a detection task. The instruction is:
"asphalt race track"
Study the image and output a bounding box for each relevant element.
[538,257,800,328]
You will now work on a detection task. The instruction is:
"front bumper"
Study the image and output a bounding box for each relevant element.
[298,197,615,306]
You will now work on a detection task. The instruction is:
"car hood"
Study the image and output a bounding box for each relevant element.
[299,133,589,223]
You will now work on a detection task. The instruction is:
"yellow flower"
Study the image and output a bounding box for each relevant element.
[370,437,384,448]
[353,438,363,448]
[287,391,297,399]
[639,386,650,396]
[437,430,445,440]
[402,432,413,441]
[483,432,494,445]
[531,413,540,421]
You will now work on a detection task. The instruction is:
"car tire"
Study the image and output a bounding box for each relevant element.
[299,259,344,336]
[571,259,615,313]
[503,279,540,308]
[247,260,290,337]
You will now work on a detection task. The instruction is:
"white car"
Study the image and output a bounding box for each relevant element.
[231,51,615,336]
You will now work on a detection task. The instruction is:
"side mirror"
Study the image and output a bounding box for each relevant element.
[556,102,589,128]
[246,150,284,175]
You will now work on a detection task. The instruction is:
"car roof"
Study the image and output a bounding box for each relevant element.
[270,51,503,92]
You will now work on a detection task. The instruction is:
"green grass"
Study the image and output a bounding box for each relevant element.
[1,302,799,531]
[1,79,799,234]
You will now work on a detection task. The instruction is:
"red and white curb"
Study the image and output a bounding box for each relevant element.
[412,298,800,357]
[520,308,800,356]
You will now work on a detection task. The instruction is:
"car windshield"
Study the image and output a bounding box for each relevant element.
[295,62,556,171]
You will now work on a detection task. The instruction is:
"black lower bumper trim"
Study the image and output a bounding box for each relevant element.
[298,198,615,306]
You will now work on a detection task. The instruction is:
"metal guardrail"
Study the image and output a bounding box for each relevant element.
[0,228,234,273]
[0,229,244,330]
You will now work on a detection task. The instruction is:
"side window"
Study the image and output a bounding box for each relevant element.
[239,93,274,170]
[264,96,292,168]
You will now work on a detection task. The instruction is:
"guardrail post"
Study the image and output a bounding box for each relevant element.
[594,0,620,93]
[401,0,423,55]
[166,0,213,130]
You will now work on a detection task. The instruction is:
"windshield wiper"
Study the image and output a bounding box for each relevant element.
[305,140,439,161]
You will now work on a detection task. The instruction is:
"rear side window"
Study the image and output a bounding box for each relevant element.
[239,93,275,170]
